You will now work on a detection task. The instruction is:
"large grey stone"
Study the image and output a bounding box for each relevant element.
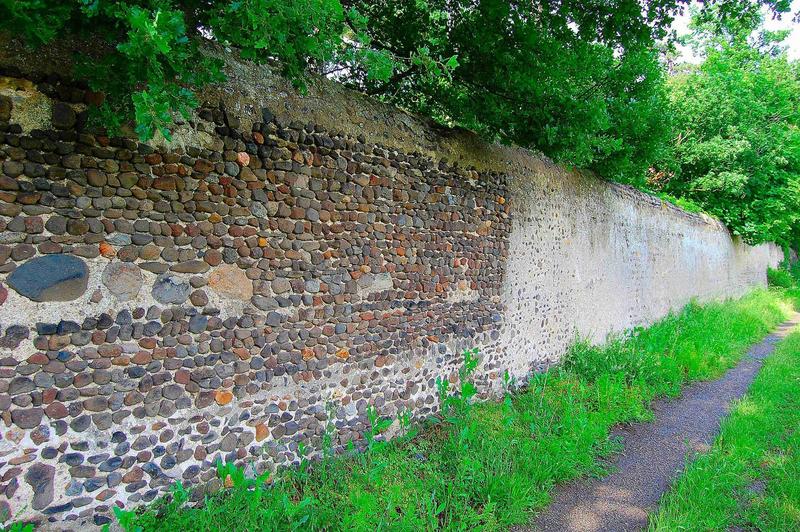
[51,102,76,130]
[11,407,42,429]
[208,264,252,300]
[152,274,190,304]
[250,201,269,219]
[105,232,132,246]
[24,463,55,510]
[102,262,143,301]
[7,255,88,302]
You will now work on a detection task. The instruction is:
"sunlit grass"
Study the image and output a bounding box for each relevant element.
[650,321,800,532]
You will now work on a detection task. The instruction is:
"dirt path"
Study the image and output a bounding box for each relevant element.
[526,313,800,532]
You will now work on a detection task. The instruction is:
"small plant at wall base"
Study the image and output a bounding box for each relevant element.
[768,266,794,288]
[108,289,794,531]
[0,522,33,532]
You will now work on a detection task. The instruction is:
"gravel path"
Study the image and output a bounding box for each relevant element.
[525,313,800,532]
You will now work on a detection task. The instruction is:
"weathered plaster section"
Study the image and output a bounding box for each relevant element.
[491,168,781,379]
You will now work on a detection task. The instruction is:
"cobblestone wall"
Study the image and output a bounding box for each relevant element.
[0,52,782,528]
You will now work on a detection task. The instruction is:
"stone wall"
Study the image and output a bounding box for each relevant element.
[0,42,783,528]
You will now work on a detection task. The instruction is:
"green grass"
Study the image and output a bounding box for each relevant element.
[110,288,795,532]
[0,523,33,532]
[768,266,794,288]
[656,191,707,215]
[649,321,800,531]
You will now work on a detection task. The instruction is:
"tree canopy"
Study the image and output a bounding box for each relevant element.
[1,0,799,245]
[653,15,800,244]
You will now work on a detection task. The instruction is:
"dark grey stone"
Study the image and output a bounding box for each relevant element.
[7,255,88,302]
[11,407,42,429]
[0,325,29,349]
[57,320,81,334]
[151,274,190,304]
[36,322,58,335]
[51,102,76,129]
[24,463,55,510]
[188,314,208,333]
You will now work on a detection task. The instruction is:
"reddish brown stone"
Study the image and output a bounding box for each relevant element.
[122,467,143,483]
[73,373,92,388]
[41,388,57,404]
[131,351,152,365]
[84,90,105,106]
[27,353,48,365]
[214,390,234,406]
[152,176,177,191]
[204,249,223,266]
[96,489,116,501]
[97,345,122,358]
[9,454,35,465]
[139,338,157,349]
[194,159,214,173]
[44,402,68,419]
[255,423,268,442]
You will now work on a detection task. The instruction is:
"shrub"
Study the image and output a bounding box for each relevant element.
[789,260,800,284]
[767,267,793,288]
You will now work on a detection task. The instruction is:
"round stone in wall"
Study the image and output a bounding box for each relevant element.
[152,274,190,304]
[208,264,253,300]
[7,255,88,302]
[102,262,143,301]
[250,201,269,219]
